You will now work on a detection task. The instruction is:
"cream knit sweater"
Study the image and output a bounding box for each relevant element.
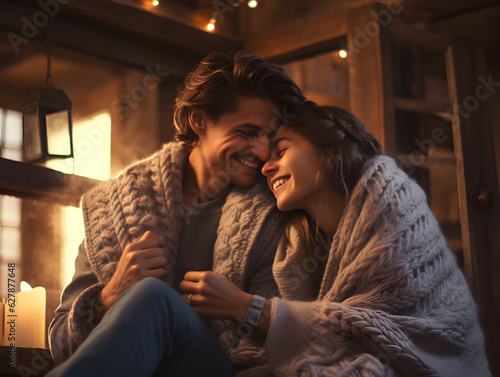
[49,142,285,367]
[265,156,490,377]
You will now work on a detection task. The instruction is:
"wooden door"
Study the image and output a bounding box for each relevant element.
[347,4,500,375]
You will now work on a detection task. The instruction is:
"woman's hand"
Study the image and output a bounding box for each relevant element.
[179,271,253,320]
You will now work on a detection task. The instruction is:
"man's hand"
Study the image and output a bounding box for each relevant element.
[94,231,165,324]
[179,271,253,320]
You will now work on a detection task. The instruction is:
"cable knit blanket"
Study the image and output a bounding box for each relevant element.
[49,142,285,367]
[265,156,490,377]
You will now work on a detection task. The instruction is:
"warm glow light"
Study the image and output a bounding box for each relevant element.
[152,0,159,6]
[247,0,258,8]
[20,281,32,292]
[58,112,111,287]
[207,22,215,31]
[339,49,347,59]
[11,284,46,348]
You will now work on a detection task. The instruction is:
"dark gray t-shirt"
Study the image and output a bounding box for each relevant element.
[174,195,226,292]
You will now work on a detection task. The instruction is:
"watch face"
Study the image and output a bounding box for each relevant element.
[245,306,261,327]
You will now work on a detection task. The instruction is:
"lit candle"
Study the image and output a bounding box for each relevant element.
[12,282,46,348]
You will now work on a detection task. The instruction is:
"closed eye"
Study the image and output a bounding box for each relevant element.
[278,147,287,157]
[239,130,259,138]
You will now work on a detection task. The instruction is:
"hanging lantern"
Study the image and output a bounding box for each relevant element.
[22,47,73,163]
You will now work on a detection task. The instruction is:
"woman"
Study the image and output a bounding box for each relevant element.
[181,101,491,376]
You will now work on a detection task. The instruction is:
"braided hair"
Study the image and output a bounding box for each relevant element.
[284,101,382,292]
[287,101,382,201]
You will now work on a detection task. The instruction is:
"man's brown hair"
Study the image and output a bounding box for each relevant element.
[174,51,304,150]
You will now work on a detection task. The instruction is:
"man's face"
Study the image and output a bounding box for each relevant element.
[196,97,275,189]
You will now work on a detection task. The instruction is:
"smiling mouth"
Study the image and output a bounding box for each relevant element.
[235,155,260,169]
[272,177,289,192]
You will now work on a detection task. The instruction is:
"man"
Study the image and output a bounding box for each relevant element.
[48,51,304,375]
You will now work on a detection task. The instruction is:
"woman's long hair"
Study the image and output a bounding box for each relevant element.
[285,101,382,292]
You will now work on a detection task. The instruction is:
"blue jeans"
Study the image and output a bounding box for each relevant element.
[46,278,234,377]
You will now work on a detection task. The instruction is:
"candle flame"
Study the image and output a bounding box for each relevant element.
[20,281,32,292]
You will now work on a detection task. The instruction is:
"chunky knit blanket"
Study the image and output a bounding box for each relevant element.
[264,156,490,377]
[49,142,285,367]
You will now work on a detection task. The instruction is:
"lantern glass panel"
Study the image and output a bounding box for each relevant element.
[46,110,71,156]
[23,111,42,161]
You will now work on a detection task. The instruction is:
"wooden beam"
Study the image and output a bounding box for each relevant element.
[392,97,452,120]
[346,3,393,153]
[61,0,241,52]
[389,17,450,50]
[402,0,499,24]
[0,0,242,78]
[265,38,347,66]
[179,0,217,10]
[397,154,456,169]
[243,1,348,60]
[0,1,190,77]
[242,0,395,61]
[0,157,100,207]
[430,4,500,58]
[0,44,45,71]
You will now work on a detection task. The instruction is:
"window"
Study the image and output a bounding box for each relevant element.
[0,109,23,296]
[46,111,112,286]
[0,109,111,292]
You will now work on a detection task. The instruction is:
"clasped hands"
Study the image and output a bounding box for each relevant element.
[97,230,252,323]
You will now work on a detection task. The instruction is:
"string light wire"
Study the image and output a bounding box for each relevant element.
[207,0,258,32]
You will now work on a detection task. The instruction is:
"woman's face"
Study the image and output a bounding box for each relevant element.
[261,127,323,214]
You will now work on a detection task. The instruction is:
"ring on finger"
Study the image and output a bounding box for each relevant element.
[187,293,193,305]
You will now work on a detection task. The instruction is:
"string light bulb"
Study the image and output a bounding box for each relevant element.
[207,11,217,32]
[152,0,159,6]
[206,1,257,32]
[339,49,347,59]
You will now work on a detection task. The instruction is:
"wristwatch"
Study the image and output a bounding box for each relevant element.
[244,295,266,327]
